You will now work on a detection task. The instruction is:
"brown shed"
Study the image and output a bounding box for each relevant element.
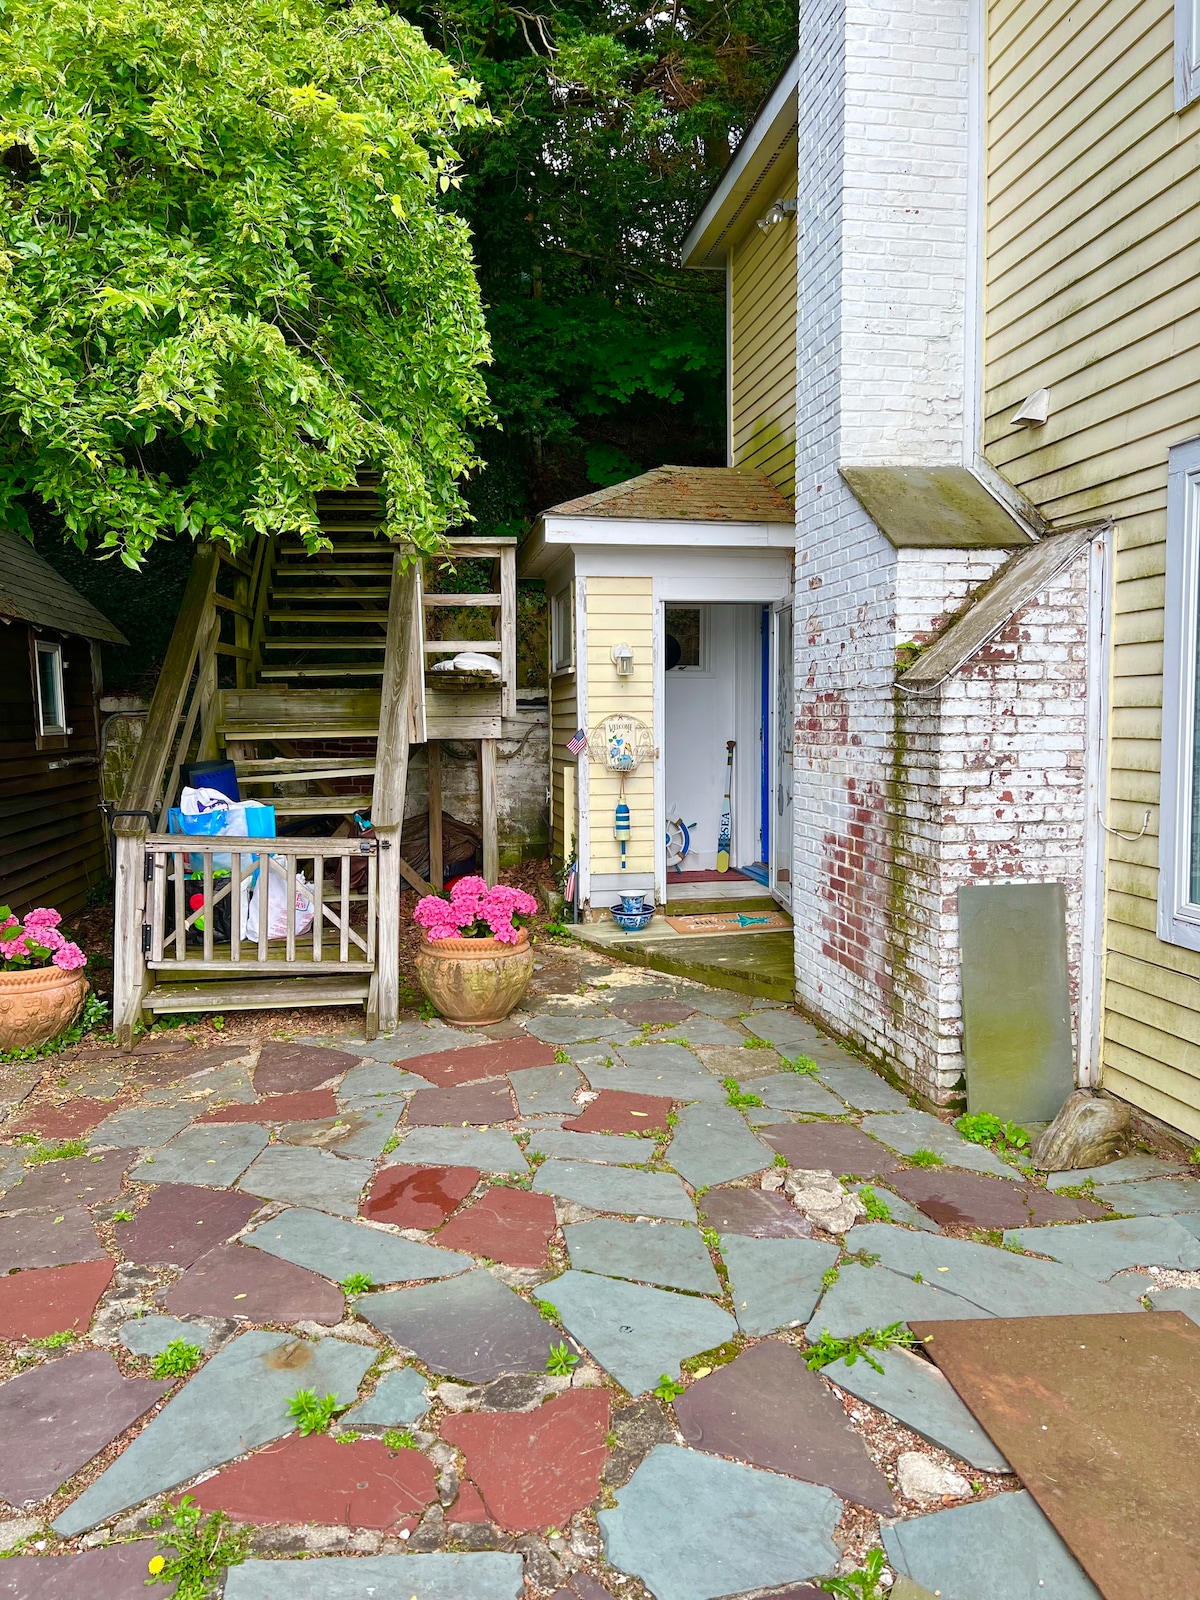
[0,532,127,916]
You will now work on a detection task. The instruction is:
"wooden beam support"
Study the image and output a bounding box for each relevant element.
[428,740,443,889]
[481,738,499,886]
[372,552,418,1031]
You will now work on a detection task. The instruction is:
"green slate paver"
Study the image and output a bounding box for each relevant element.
[544,1271,736,1395]
[338,1063,432,1102]
[525,1016,636,1045]
[1092,1177,1200,1215]
[659,1017,747,1047]
[389,1128,527,1172]
[735,1012,827,1053]
[357,1269,556,1383]
[238,1146,374,1218]
[52,1331,373,1536]
[318,1106,403,1159]
[95,1106,194,1149]
[1146,1286,1200,1323]
[565,1220,721,1294]
[824,1346,1009,1472]
[848,1223,1147,1317]
[1045,1154,1187,1189]
[666,1103,771,1188]
[1003,1215,1200,1278]
[817,1065,911,1113]
[720,1235,839,1335]
[341,1366,431,1427]
[599,1444,840,1600]
[529,1130,654,1165]
[533,1160,695,1221]
[859,1112,1022,1180]
[881,1489,1102,1600]
[753,1074,847,1116]
[224,1552,524,1599]
[805,1263,987,1339]
[589,1059,724,1103]
[244,1207,472,1284]
[118,1315,214,1358]
[851,1185,941,1233]
[509,1064,583,1116]
[130,1123,269,1188]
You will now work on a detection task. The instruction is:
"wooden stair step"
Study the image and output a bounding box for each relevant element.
[273,566,394,578]
[262,639,387,651]
[144,976,371,1012]
[269,588,392,601]
[271,794,373,814]
[266,610,389,623]
[258,664,386,679]
[236,758,376,778]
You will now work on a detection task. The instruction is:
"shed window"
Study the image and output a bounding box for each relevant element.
[664,607,705,671]
[1159,437,1200,947]
[551,586,574,672]
[33,639,67,737]
[1178,0,1200,109]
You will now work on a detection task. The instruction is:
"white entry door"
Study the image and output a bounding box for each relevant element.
[769,600,793,906]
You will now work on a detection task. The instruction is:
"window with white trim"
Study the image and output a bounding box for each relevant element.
[1178,0,1200,109]
[1158,437,1200,947]
[550,585,574,672]
[32,638,67,738]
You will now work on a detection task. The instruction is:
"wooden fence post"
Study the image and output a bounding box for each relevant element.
[372,551,417,1033]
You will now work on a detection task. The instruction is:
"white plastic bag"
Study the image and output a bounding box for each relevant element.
[245,856,315,942]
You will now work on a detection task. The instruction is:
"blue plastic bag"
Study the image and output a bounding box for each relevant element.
[168,803,276,873]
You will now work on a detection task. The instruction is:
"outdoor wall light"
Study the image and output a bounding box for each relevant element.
[758,198,798,231]
[611,643,634,676]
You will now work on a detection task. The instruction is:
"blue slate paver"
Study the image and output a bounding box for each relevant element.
[1045,1154,1186,1189]
[94,1106,194,1149]
[1146,1286,1200,1323]
[1003,1215,1200,1278]
[319,1107,403,1159]
[824,1347,1009,1472]
[720,1235,839,1335]
[525,1016,637,1045]
[244,1207,472,1285]
[735,1012,828,1054]
[859,1112,1022,1180]
[816,1065,911,1113]
[659,1017,747,1047]
[882,1490,1102,1600]
[528,1130,654,1165]
[52,1331,373,1535]
[118,1315,215,1358]
[533,1160,695,1221]
[666,1103,771,1188]
[509,1064,583,1115]
[224,1553,524,1599]
[589,1059,725,1103]
[848,1223,1146,1317]
[565,1220,722,1294]
[238,1146,374,1218]
[358,1269,556,1382]
[599,1444,840,1600]
[805,1263,988,1339]
[341,1366,432,1427]
[753,1073,847,1116]
[347,1021,484,1062]
[746,1107,793,1125]
[130,1124,269,1188]
[543,1270,736,1394]
[851,1185,941,1233]
[388,1128,527,1172]
[144,1059,256,1108]
[338,1063,433,1102]
[1092,1176,1200,1215]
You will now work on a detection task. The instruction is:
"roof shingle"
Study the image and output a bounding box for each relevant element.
[546,466,794,524]
[0,533,128,644]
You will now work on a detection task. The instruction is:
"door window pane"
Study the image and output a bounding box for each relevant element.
[665,608,703,670]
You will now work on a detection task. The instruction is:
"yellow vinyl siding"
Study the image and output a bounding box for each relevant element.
[585,576,655,877]
[982,0,1200,1135]
[550,669,578,867]
[729,145,797,496]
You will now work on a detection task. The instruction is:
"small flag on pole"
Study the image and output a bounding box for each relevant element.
[566,728,588,756]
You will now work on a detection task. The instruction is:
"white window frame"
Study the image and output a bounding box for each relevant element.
[663,604,711,675]
[32,637,67,739]
[550,584,574,674]
[1158,436,1200,947]
[1177,0,1200,110]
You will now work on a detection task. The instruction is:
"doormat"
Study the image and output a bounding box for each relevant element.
[910,1312,1200,1600]
[665,910,791,936]
[669,869,757,883]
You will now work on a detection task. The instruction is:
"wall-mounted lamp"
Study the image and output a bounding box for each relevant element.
[611,643,634,677]
[758,198,798,232]
[1010,387,1050,427]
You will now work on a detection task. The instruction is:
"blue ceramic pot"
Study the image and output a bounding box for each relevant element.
[610,903,654,933]
[618,892,648,915]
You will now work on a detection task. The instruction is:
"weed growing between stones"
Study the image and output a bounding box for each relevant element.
[908,1149,943,1168]
[381,1134,400,1156]
[821,1266,840,1290]
[287,1390,341,1435]
[742,1037,771,1049]
[340,1272,375,1296]
[722,1078,763,1110]
[782,1054,820,1075]
[382,1429,419,1450]
[554,1047,572,1064]
[22,1138,89,1165]
[954,1113,1029,1155]
[152,1340,204,1379]
[804,1323,915,1375]
[111,1208,135,1222]
[773,1152,788,1167]
[534,1298,561,1323]
[857,1188,891,1222]
[146,1495,249,1599]
[652,1374,685,1402]
[546,1342,580,1376]
[818,1547,890,1599]
[29,1330,75,1349]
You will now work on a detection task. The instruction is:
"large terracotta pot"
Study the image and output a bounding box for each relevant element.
[414,934,534,1026]
[0,966,89,1052]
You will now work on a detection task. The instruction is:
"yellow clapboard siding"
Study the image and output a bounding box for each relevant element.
[550,668,579,865]
[584,578,655,875]
[1101,1063,1200,1140]
[729,156,796,497]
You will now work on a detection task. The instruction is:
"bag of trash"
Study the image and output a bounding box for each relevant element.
[245,856,315,942]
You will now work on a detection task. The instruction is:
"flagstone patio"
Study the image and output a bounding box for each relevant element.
[0,943,1196,1598]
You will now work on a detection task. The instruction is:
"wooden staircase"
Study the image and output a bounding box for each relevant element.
[110,488,518,1044]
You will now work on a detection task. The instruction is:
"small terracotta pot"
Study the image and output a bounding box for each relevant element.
[414,933,534,1026]
[0,966,89,1052]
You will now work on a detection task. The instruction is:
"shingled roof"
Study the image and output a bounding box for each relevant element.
[546,466,794,524]
[0,532,127,644]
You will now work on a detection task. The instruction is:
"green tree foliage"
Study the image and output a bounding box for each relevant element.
[394,0,796,523]
[0,0,493,563]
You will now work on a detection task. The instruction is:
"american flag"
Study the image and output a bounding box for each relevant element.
[566,728,588,756]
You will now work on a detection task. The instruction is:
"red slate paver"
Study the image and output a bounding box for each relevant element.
[563,1091,674,1137]
[362,1165,480,1229]
[191,1433,437,1527]
[761,1121,897,1179]
[119,1184,264,1268]
[887,1168,1107,1229]
[0,1544,178,1598]
[164,1242,344,1324]
[442,1387,610,1532]
[406,1081,516,1127]
[0,1259,115,1339]
[401,1039,557,1088]
[436,1187,558,1268]
[254,1041,361,1095]
[450,1481,491,1524]
[0,1149,133,1213]
[199,1090,338,1124]
[7,1098,130,1142]
[0,1208,107,1272]
[698,1186,815,1239]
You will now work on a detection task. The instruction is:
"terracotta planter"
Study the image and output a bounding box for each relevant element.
[414,933,534,1025]
[0,966,89,1052]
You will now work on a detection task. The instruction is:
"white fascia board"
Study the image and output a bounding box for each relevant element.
[542,515,794,550]
[680,54,799,270]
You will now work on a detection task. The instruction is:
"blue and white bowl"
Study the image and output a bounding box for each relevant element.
[610,902,654,933]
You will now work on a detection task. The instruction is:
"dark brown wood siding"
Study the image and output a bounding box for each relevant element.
[0,625,107,917]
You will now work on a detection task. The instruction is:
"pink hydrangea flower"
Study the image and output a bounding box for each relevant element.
[413,880,537,943]
[24,908,62,931]
[1,933,30,960]
[51,942,87,971]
